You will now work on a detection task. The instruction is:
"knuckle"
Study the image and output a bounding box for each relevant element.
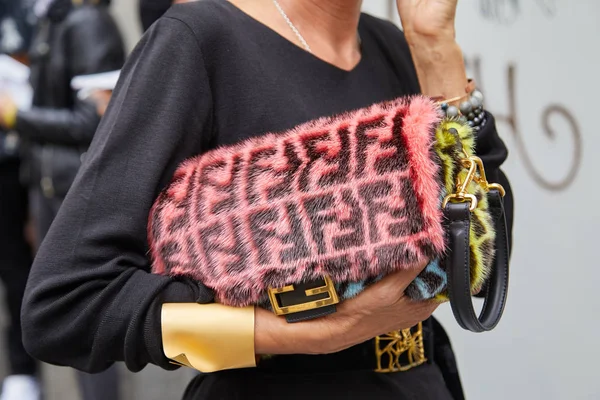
[373,286,402,307]
[413,302,436,320]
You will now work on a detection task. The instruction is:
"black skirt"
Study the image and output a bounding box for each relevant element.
[182,317,462,400]
[182,363,454,400]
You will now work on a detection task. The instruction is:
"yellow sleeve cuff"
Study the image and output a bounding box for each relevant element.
[161,303,257,373]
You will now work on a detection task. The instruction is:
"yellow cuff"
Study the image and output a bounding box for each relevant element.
[161,303,256,373]
[1,103,17,129]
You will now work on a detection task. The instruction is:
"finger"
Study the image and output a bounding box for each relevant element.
[343,259,432,311]
[418,300,440,321]
[357,259,430,306]
[403,299,440,324]
[385,259,431,292]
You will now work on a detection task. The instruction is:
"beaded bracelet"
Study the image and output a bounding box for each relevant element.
[434,79,487,132]
[439,89,487,132]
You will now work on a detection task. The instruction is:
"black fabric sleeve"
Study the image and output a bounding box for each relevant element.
[14,7,125,147]
[470,113,514,302]
[15,100,101,147]
[475,113,514,251]
[21,17,214,373]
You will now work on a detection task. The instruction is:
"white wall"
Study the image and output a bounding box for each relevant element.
[363,1,600,399]
[110,1,600,399]
[110,0,142,51]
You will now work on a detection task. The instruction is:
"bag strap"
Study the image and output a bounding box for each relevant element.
[444,188,510,332]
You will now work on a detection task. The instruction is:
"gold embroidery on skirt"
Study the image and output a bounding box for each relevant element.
[375,322,426,373]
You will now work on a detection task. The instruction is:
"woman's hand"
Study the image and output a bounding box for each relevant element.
[254,261,439,355]
[328,263,439,352]
[87,89,113,117]
[396,0,458,41]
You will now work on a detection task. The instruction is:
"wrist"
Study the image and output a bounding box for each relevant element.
[407,37,463,70]
[407,38,468,99]
[254,307,286,354]
[255,307,321,355]
[404,30,456,47]
[255,306,360,356]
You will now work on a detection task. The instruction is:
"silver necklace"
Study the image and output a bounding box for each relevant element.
[272,0,313,53]
[272,0,362,56]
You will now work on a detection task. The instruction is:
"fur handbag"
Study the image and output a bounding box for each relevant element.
[148,95,510,332]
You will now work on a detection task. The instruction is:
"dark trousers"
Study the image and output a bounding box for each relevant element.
[0,159,37,376]
[30,187,121,400]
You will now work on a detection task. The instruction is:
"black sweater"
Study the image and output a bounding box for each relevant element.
[22,0,511,379]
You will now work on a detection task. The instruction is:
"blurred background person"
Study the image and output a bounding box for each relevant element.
[0,1,39,399]
[0,0,125,399]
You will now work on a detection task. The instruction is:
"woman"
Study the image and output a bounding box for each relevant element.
[21,0,512,399]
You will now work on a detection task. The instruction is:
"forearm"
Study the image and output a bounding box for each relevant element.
[15,102,100,146]
[254,307,326,355]
[407,36,468,103]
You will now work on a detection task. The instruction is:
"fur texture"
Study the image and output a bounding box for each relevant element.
[405,120,497,301]
[147,98,497,307]
[147,96,446,307]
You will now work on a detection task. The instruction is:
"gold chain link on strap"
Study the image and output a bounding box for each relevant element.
[442,145,505,211]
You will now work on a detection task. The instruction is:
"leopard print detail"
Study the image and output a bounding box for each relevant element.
[405,120,496,301]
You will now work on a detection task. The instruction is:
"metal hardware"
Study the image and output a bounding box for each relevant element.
[487,183,506,197]
[442,193,478,211]
[467,155,506,197]
[375,322,426,373]
[268,276,340,316]
[457,157,478,194]
[443,150,506,212]
[443,156,479,211]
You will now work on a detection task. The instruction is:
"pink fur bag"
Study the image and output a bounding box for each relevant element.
[147,95,452,308]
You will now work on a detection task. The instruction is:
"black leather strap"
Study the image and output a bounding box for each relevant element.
[445,189,510,332]
[284,305,337,323]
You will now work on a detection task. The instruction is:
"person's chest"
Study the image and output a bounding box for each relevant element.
[204,37,417,148]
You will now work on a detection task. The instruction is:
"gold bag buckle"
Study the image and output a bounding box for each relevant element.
[268,276,340,316]
[442,146,506,212]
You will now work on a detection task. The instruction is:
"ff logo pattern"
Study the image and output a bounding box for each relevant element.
[148,97,446,306]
